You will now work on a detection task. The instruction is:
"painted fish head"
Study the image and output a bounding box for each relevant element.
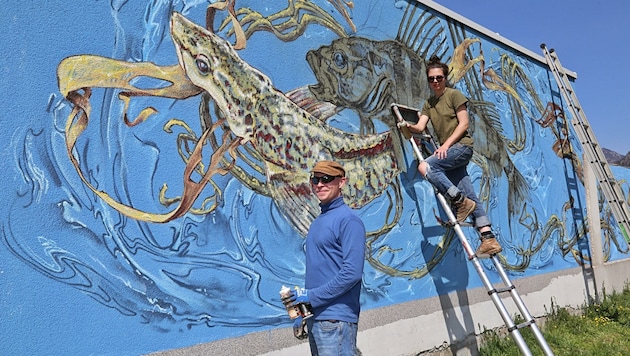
[170,12,259,141]
[307,37,431,125]
[306,37,393,110]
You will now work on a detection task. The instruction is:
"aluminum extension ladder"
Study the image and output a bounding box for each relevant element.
[541,44,630,241]
[391,103,554,356]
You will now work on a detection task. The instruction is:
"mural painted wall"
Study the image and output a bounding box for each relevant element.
[2,0,630,355]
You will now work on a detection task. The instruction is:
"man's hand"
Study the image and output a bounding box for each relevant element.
[293,287,309,304]
[287,287,313,318]
[292,316,308,339]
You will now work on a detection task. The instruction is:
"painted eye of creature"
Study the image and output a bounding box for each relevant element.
[332,52,346,69]
[195,55,211,75]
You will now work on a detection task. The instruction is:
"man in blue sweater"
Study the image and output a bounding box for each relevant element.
[292,160,366,356]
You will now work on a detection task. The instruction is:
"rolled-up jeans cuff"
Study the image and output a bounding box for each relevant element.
[475,217,491,229]
[446,186,460,200]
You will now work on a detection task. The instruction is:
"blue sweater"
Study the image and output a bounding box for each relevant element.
[305,197,366,323]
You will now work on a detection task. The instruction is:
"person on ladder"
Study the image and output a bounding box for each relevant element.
[400,55,502,256]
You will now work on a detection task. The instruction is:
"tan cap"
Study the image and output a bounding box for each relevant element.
[310,160,345,177]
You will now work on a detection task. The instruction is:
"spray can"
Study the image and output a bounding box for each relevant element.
[298,302,314,319]
[279,285,299,319]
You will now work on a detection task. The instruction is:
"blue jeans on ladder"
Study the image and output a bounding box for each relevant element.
[423,143,491,228]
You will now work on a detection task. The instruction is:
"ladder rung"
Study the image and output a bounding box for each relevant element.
[494,285,516,294]
[512,319,536,332]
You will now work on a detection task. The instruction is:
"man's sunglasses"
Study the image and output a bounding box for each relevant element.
[428,75,444,83]
[310,175,341,184]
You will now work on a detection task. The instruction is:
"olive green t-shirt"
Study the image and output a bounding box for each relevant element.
[420,87,474,147]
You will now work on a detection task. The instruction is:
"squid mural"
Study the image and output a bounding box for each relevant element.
[3,0,630,353]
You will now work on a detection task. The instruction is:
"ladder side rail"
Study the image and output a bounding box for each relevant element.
[573,94,630,234]
[587,154,630,229]
[492,258,555,355]
[541,45,630,239]
[543,45,626,194]
[467,242,532,356]
[543,45,602,160]
[412,126,548,354]
[414,135,535,355]
[391,104,536,356]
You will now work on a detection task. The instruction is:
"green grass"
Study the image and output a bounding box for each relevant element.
[479,286,630,356]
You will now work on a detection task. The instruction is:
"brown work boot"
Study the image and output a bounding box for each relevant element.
[476,234,503,256]
[452,195,476,223]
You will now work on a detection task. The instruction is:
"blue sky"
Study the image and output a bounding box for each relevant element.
[432,0,630,155]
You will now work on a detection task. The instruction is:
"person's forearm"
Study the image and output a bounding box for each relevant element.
[408,114,428,133]
[407,122,423,133]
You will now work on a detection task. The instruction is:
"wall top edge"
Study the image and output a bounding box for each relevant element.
[415,0,578,79]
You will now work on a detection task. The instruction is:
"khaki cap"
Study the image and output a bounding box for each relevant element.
[310,160,345,177]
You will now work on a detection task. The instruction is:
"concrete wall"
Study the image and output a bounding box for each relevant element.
[2,0,630,355]
[152,262,630,355]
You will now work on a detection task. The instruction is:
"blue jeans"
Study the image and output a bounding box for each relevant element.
[306,319,361,356]
[423,143,491,228]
